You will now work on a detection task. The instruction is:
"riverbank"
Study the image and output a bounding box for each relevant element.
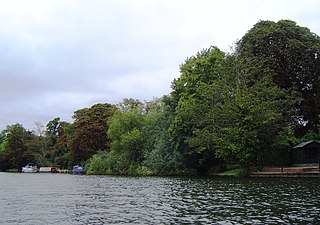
[210,166,320,178]
[250,166,320,178]
[211,168,248,178]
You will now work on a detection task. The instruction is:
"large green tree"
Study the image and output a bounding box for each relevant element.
[236,20,320,136]
[2,124,36,171]
[210,57,295,166]
[169,47,225,173]
[107,106,146,173]
[46,118,71,168]
[86,99,147,175]
[169,43,298,172]
[46,117,61,148]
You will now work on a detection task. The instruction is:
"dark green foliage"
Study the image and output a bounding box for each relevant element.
[143,131,183,175]
[236,20,320,136]
[86,150,116,175]
[50,121,71,168]
[211,72,296,167]
[169,47,226,173]
[1,124,36,171]
[168,31,302,171]
[86,98,184,175]
[143,98,184,175]
[87,102,147,175]
[45,117,61,153]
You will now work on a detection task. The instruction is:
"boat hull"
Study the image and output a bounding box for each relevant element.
[22,163,39,173]
[22,168,38,173]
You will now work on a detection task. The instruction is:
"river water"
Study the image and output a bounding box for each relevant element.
[0,173,319,225]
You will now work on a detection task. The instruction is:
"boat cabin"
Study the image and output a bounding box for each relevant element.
[291,140,320,165]
[71,165,85,175]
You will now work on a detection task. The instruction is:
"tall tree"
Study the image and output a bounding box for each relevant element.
[32,121,49,164]
[0,130,6,170]
[45,117,64,160]
[2,124,35,171]
[236,20,320,135]
[70,103,117,164]
[169,43,297,171]
[107,108,145,169]
[169,46,225,173]
[50,120,71,168]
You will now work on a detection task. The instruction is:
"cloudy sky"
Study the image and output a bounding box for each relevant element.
[1,0,319,130]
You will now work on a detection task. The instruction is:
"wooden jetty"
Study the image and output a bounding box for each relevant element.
[250,165,320,178]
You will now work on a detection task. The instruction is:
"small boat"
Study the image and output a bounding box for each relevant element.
[39,166,59,173]
[22,163,39,173]
[71,165,85,175]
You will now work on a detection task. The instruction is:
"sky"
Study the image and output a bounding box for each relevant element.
[0,0,319,130]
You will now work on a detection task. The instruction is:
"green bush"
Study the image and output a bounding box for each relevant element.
[86,151,114,175]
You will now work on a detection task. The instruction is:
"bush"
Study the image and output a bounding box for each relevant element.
[143,136,184,175]
[86,151,114,175]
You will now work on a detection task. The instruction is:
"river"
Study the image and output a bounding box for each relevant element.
[0,172,319,224]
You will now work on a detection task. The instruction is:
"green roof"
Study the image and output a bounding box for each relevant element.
[293,140,320,148]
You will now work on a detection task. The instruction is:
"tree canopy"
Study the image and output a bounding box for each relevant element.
[1,124,35,171]
[70,103,117,164]
[236,20,320,135]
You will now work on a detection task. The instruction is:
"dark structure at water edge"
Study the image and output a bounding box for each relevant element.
[251,140,320,178]
[291,140,320,165]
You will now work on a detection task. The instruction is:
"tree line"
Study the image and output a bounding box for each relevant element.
[1,20,320,175]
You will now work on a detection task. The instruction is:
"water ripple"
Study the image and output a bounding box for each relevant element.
[0,173,320,224]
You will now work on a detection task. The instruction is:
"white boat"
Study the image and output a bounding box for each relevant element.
[22,163,39,173]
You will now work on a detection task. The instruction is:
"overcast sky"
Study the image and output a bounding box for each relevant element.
[1,0,319,130]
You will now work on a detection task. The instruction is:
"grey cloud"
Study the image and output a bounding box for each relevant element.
[0,0,319,130]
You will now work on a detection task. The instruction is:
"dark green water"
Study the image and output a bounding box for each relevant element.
[0,172,319,224]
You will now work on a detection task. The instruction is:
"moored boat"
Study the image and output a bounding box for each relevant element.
[71,165,85,175]
[39,166,60,173]
[22,163,39,173]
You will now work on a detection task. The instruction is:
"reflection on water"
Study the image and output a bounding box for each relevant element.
[0,173,319,224]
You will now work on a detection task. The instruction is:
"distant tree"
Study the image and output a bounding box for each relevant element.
[118,98,145,112]
[45,117,63,159]
[48,120,71,168]
[32,121,49,164]
[2,124,35,171]
[34,122,45,137]
[0,130,6,170]
[70,103,117,164]
[0,128,5,146]
[46,117,61,142]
